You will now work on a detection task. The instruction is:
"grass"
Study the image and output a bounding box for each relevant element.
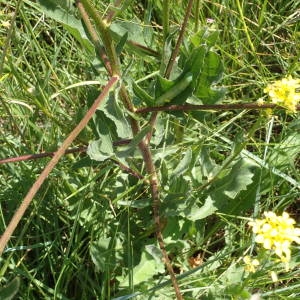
[0,0,300,299]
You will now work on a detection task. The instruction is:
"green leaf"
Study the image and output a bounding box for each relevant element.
[154,73,193,105]
[183,46,206,79]
[195,51,225,104]
[87,136,114,162]
[36,0,94,53]
[118,250,164,286]
[116,125,151,158]
[90,238,110,271]
[267,133,300,168]
[190,28,219,48]
[145,244,163,264]
[208,158,257,214]
[199,146,218,179]
[185,196,217,221]
[116,32,129,56]
[0,277,20,300]
[132,82,155,106]
[99,93,132,139]
[223,159,255,199]
[110,20,157,57]
[172,148,193,178]
[111,20,148,47]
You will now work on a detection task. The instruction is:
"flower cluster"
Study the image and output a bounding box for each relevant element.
[249,211,300,269]
[264,76,300,112]
[243,256,260,273]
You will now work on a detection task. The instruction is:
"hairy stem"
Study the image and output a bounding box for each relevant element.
[0,76,119,255]
[77,1,183,297]
[138,142,183,300]
[194,0,201,32]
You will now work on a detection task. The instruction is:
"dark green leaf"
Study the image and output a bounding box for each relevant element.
[190,28,219,48]
[195,51,225,104]
[116,32,128,56]
[99,93,131,139]
[207,158,259,214]
[0,277,20,300]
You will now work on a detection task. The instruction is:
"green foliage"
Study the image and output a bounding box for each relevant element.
[0,277,20,300]
[36,0,94,53]
[1,0,300,299]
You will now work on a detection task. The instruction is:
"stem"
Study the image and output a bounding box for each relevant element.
[78,0,120,75]
[136,102,299,113]
[162,0,170,45]
[77,1,113,75]
[138,142,183,300]
[105,0,122,23]
[0,146,143,180]
[194,0,201,32]
[147,0,194,144]
[0,76,119,256]
[77,2,182,297]
[164,0,194,78]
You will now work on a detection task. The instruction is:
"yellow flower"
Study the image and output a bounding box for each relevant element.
[243,255,260,273]
[1,20,10,28]
[257,97,264,106]
[249,212,300,269]
[264,76,300,112]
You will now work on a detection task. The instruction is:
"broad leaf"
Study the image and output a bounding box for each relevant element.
[172,148,193,178]
[195,51,225,104]
[185,196,217,221]
[118,250,164,286]
[87,137,114,162]
[99,93,131,139]
[207,158,257,214]
[0,277,20,300]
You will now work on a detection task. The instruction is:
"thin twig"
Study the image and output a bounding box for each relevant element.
[138,142,183,299]
[0,76,119,256]
[0,146,143,180]
[137,102,300,113]
[2,101,297,164]
[79,0,120,75]
[164,0,194,78]
[0,147,87,164]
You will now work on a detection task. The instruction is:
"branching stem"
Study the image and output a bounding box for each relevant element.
[78,1,183,298]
